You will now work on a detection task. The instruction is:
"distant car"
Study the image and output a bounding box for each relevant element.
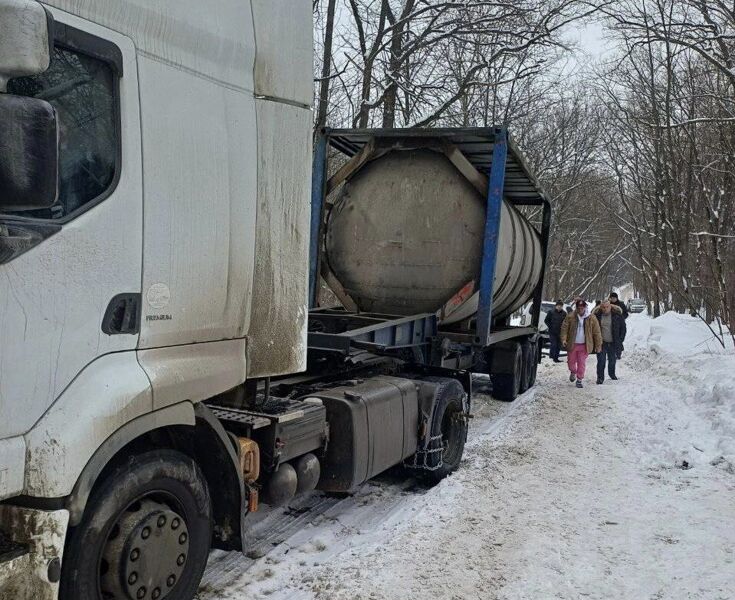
[520,301,568,332]
[628,298,646,313]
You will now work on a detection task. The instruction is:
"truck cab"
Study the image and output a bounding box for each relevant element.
[1,1,315,598]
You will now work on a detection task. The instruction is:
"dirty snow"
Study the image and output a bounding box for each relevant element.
[198,313,735,600]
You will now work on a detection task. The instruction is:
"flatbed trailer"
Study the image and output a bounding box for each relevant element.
[308,127,553,401]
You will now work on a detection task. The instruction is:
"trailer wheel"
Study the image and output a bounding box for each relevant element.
[519,342,534,393]
[519,340,540,392]
[490,343,522,402]
[419,379,468,484]
[529,342,540,387]
[60,450,212,600]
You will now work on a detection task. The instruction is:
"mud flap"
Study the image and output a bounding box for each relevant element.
[0,506,69,600]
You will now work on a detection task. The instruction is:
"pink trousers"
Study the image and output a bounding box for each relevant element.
[567,343,588,380]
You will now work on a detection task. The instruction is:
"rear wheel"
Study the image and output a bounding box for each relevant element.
[520,339,540,391]
[490,342,522,402]
[519,342,534,393]
[61,450,212,600]
[419,379,469,484]
[529,342,540,387]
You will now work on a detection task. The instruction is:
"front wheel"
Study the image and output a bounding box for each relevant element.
[61,450,212,600]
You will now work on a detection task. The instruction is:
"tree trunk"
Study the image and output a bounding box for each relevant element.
[315,0,338,132]
[382,0,415,128]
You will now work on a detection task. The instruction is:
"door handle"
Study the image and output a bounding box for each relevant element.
[102,293,141,335]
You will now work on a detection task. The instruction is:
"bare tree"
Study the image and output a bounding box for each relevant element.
[593,0,735,343]
[315,0,596,128]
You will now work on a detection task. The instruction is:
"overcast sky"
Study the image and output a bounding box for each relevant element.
[564,18,616,62]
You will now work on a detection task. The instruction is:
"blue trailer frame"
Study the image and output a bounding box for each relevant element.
[308,127,552,360]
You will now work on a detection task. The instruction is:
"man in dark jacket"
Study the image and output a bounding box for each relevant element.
[544,300,566,362]
[608,292,629,359]
[593,301,626,384]
[608,292,629,319]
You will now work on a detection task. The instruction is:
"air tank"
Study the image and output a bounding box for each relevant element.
[325,149,542,324]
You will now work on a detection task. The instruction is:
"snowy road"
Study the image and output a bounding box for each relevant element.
[197,314,735,599]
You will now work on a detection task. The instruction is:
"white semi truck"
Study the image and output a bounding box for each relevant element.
[0,2,551,599]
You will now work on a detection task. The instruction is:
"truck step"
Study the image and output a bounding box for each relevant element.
[209,397,323,429]
[0,530,28,564]
[208,406,273,429]
[210,399,328,463]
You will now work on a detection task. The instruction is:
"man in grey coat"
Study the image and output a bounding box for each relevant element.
[592,301,626,384]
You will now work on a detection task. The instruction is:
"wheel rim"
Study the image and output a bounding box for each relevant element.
[99,495,190,600]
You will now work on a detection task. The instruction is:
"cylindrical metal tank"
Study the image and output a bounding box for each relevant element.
[324,149,542,324]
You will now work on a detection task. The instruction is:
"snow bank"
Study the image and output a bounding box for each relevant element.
[623,311,735,474]
[626,311,734,356]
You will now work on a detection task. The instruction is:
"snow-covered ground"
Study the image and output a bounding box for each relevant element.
[197,313,735,600]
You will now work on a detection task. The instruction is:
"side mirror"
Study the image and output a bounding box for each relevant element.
[0,0,57,211]
[0,94,59,211]
[0,0,52,91]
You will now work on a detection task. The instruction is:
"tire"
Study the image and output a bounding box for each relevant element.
[61,450,212,600]
[490,343,522,402]
[528,342,540,387]
[419,378,469,485]
[519,342,534,393]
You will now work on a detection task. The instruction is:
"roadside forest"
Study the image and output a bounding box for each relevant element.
[312,0,735,345]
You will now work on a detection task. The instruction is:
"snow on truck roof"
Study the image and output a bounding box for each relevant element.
[325,127,551,207]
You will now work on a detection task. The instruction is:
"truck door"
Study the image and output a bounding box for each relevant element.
[0,13,142,440]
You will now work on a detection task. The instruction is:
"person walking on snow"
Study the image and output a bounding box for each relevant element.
[544,300,566,363]
[560,299,602,388]
[608,292,629,319]
[608,292,629,359]
[592,301,626,384]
